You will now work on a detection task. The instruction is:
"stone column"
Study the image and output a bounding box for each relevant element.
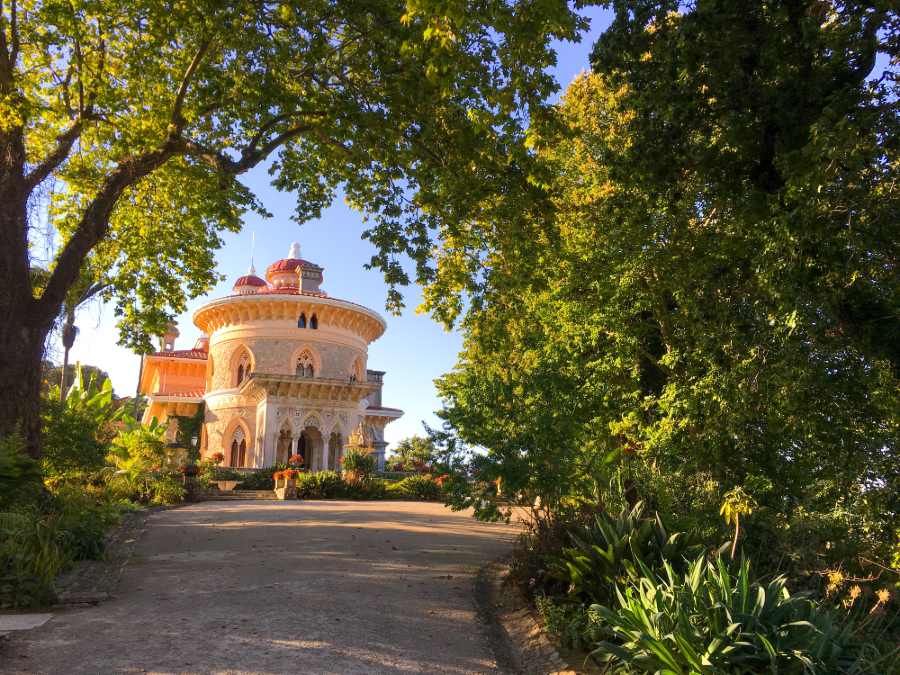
[290,436,299,457]
[373,441,388,471]
[260,402,280,467]
[322,436,331,471]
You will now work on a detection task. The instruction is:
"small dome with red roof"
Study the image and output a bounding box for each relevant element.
[233,262,267,295]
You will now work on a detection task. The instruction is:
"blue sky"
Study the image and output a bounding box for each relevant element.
[67,6,613,448]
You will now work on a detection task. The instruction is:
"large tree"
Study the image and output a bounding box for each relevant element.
[435,0,898,568]
[0,0,585,457]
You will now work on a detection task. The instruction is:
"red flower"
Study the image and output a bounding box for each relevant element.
[211,452,225,464]
[288,454,303,466]
[273,470,283,480]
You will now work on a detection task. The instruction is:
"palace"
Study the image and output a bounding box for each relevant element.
[137,243,403,470]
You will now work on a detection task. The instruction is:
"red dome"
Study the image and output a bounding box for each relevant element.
[233,274,267,288]
[266,258,312,274]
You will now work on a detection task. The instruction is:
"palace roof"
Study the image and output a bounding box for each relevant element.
[152,389,205,398]
[151,348,208,360]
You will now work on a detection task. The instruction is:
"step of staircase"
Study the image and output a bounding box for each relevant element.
[207,490,276,500]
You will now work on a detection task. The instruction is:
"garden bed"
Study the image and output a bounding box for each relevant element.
[477,559,581,675]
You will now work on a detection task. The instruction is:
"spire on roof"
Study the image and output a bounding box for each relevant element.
[288,241,301,259]
[249,232,256,275]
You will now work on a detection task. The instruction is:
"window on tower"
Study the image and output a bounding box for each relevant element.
[296,350,315,378]
[235,351,252,386]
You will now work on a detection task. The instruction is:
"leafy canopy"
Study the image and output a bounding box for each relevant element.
[10,0,587,348]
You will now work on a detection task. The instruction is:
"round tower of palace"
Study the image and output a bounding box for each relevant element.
[139,242,402,472]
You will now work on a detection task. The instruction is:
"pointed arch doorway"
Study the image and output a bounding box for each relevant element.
[297,426,324,471]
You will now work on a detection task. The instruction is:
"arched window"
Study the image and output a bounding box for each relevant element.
[310,314,318,329]
[230,427,247,467]
[297,313,306,328]
[235,351,252,387]
[296,350,314,378]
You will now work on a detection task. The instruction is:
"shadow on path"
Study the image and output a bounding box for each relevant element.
[1,501,517,675]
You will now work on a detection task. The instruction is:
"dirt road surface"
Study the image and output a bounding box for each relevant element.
[1,501,517,675]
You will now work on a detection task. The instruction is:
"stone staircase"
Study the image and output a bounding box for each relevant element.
[207,490,277,500]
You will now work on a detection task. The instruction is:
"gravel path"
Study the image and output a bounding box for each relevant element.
[1,501,517,675]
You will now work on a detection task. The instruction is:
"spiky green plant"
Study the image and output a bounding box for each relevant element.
[547,501,702,604]
[591,555,898,674]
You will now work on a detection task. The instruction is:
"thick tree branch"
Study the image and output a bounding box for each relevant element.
[0,0,11,89]
[23,116,89,191]
[172,38,212,125]
[9,0,17,66]
[34,140,180,326]
[178,121,314,174]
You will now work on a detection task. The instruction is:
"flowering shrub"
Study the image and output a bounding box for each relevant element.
[287,454,303,467]
[210,452,225,464]
[272,470,283,481]
[411,458,434,474]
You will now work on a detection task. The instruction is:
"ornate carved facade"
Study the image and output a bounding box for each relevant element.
[138,243,402,470]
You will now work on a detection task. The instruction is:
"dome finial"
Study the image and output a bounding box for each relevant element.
[288,242,301,259]
[248,231,256,275]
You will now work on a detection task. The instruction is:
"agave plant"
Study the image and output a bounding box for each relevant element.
[547,501,702,604]
[590,554,896,674]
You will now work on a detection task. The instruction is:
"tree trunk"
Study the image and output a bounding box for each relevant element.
[0,126,53,459]
[0,316,51,459]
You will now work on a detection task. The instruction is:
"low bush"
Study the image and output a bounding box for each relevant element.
[349,477,387,500]
[0,509,65,608]
[0,481,127,608]
[50,483,123,560]
[534,594,597,652]
[148,473,186,505]
[386,474,443,500]
[296,471,345,498]
[0,430,42,508]
[377,470,416,481]
[106,421,185,505]
[237,468,276,490]
[196,455,245,488]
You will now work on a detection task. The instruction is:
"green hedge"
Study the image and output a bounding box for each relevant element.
[385,475,442,501]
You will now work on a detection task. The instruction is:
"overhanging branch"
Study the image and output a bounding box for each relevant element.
[24,116,90,191]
